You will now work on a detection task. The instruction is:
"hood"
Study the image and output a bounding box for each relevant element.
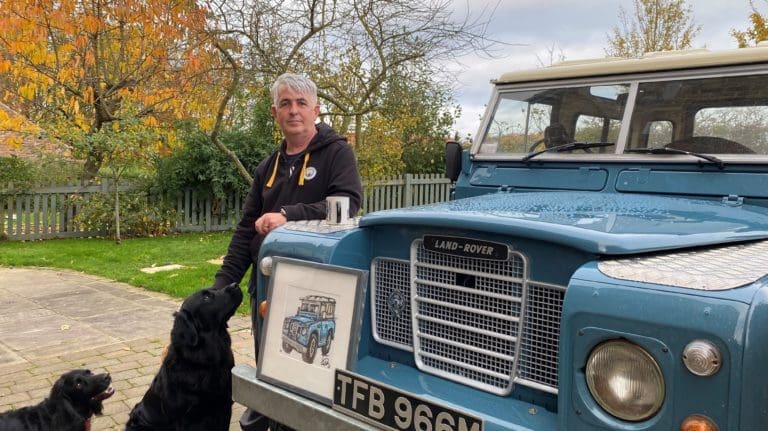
[288,313,317,324]
[359,191,768,255]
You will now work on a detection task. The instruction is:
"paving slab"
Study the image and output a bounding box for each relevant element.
[0,267,254,430]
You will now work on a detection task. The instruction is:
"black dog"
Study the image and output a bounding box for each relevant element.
[0,369,113,431]
[125,283,243,431]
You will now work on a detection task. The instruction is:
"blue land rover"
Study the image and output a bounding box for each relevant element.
[282,295,336,364]
[234,46,768,431]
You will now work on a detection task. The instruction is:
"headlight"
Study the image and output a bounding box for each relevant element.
[585,340,665,422]
[300,326,308,335]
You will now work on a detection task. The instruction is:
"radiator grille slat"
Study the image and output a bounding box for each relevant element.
[413,239,522,396]
[371,239,564,395]
[518,282,564,389]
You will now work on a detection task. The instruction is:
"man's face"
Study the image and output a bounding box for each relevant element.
[271,85,320,141]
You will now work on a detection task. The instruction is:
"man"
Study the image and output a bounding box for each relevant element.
[213,73,362,431]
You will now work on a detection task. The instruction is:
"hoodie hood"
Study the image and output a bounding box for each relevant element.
[360,191,768,255]
[280,122,346,155]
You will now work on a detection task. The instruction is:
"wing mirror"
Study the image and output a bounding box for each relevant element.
[445,141,462,182]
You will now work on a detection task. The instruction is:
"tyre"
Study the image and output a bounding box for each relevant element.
[321,331,334,355]
[282,341,293,353]
[302,333,318,363]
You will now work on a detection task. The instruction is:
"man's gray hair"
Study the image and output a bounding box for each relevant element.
[271,73,318,106]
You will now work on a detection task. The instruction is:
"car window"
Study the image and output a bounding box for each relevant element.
[574,115,621,144]
[628,74,768,154]
[478,84,630,155]
[694,106,768,153]
[479,94,552,154]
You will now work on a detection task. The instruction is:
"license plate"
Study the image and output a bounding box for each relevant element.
[333,369,483,431]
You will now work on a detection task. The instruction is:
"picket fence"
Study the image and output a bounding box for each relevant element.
[0,174,452,240]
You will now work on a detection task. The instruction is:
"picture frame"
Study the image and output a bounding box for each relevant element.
[257,256,368,405]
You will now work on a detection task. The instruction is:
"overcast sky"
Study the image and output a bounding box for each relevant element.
[449,0,758,138]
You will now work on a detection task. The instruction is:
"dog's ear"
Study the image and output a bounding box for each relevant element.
[50,374,67,398]
[171,310,199,347]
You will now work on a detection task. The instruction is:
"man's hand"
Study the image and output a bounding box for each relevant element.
[255,212,288,235]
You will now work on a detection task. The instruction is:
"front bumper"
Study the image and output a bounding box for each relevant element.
[233,356,559,431]
[232,364,371,431]
[282,335,308,353]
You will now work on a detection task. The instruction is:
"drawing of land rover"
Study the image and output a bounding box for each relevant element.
[281,295,336,363]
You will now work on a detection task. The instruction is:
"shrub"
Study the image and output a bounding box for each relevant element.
[0,156,36,189]
[73,192,177,238]
[153,123,274,199]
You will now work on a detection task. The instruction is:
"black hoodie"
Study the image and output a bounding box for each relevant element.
[214,123,362,290]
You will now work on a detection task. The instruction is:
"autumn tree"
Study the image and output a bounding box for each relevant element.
[605,0,701,58]
[0,0,227,181]
[732,1,768,47]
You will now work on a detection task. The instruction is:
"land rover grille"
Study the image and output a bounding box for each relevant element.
[371,239,564,395]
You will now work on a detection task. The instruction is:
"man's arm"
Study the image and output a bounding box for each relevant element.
[213,157,270,288]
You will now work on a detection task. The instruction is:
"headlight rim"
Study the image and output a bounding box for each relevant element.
[585,338,666,422]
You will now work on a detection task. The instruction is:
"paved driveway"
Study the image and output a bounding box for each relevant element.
[0,267,254,430]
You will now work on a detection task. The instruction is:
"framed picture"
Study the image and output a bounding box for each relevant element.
[257,257,368,405]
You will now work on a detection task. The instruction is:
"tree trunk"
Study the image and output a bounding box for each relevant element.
[114,179,121,245]
[354,113,364,147]
[211,39,253,186]
[81,149,104,184]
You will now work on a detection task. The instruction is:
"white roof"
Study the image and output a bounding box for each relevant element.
[496,45,768,84]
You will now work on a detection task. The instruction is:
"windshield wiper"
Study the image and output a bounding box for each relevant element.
[625,146,724,169]
[521,142,615,163]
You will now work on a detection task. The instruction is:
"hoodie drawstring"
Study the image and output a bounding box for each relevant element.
[266,152,311,188]
[298,153,310,186]
[265,153,280,188]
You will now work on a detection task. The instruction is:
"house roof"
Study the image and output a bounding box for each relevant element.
[0,102,67,159]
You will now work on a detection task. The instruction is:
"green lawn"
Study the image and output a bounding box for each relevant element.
[0,232,252,313]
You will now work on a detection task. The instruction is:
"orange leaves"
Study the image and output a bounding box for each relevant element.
[84,50,96,67]
[0,107,42,144]
[731,8,768,47]
[83,87,95,105]
[83,15,101,33]
[0,0,226,131]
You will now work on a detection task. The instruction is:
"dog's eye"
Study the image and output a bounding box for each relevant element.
[202,291,213,301]
[76,381,83,390]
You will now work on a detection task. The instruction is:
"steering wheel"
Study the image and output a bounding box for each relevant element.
[528,138,546,152]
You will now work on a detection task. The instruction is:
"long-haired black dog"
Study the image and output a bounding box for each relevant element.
[0,369,113,431]
[125,283,243,431]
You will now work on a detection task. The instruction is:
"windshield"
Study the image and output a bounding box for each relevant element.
[477,73,768,157]
[478,84,629,155]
